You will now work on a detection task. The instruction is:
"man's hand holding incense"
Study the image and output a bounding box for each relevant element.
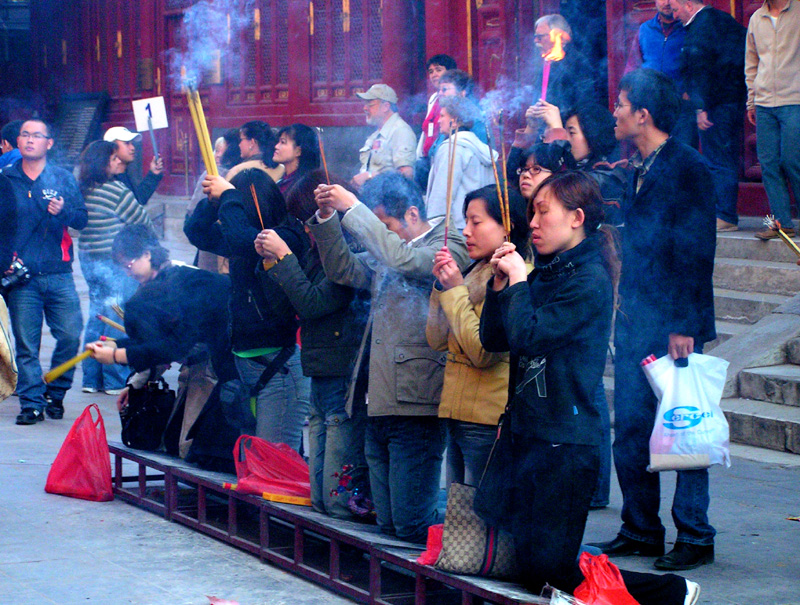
[203,174,234,199]
[86,340,117,365]
[315,184,358,213]
[530,100,563,130]
[255,229,290,260]
[433,246,463,290]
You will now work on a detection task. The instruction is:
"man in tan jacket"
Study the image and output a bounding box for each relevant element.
[747,0,800,240]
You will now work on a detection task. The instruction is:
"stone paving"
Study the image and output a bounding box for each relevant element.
[1,218,799,604]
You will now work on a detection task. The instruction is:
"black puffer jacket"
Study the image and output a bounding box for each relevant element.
[480,234,613,445]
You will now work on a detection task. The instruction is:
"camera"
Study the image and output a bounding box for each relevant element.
[1,258,32,295]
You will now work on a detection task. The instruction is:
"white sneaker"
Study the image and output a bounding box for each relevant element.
[685,580,701,605]
[82,387,99,393]
[104,389,124,396]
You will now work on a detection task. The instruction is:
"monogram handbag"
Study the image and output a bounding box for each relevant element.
[434,482,517,578]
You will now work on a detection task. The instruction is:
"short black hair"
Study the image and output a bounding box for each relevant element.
[240,120,278,167]
[112,224,170,267]
[520,141,576,174]
[563,103,619,163]
[1,120,23,148]
[21,118,52,139]
[427,54,457,71]
[463,184,530,253]
[618,68,680,135]
[276,124,321,174]
[360,171,426,221]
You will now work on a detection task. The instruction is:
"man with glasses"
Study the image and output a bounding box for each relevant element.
[0,119,87,425]
[352,84,416,189]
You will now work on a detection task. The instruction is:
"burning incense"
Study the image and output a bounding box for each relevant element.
[250,183,265,230]
[316,127,330,185]
[498,111,511,236]
[111,303,124,320]
[185,83,218,177]
[443,125,459,247]
[540,28,569,101]
[484,120,508,236]
[44,350,93,384]
[96,314,126,334]
[764,216,800,257]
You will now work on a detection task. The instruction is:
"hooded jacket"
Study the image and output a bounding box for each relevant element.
[426,130,496,231]
[1,159,87,274]
[480,235,613,445]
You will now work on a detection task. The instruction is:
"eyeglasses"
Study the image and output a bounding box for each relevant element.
[19,132,51,140]
[517,165,551,176]
[613,101,631,110]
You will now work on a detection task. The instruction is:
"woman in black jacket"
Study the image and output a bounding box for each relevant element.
[480,171,694,604]
[254,169,370,518]
[184,168,310,452]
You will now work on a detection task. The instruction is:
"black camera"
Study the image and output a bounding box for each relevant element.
[1,259,32,295]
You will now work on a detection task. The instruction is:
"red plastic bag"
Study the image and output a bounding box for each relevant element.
[574,552,639,605]
[45,404,113,502]
[416,524,444,565]
[232,435,311,505]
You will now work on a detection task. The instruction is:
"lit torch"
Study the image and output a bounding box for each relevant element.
[540,28,570,102]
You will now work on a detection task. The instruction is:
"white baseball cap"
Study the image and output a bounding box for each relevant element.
[103,126,142,143]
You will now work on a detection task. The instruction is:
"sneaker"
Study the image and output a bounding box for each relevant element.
[44,394,64,420]
[104,389,124,396]
[755,227,796,241]
[685,580,701,605]
[82,387,99,393]
[16,408,45,425]
[716,218,738,232]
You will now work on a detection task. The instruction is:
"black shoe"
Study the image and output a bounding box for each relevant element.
[654,543,714,571]
[44,394,64,419]
[16,408,45,425]
[587,534,665,557]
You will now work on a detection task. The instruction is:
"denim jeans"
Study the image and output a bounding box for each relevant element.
[756,105,800,230]
[308,375,368,518]
[7,273,83,411]
[612,342,715,546]
[699,102,744,225]
[234,346,310,453]
[591,380,611,508]
[79,253,137,391]
[365,415,445,544]
[444,418,496,488]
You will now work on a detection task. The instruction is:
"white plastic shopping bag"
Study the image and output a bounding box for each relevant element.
[641,353,731,472]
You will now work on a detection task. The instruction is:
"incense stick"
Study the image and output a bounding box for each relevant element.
[484,119,508,236]
[316,127,330,185]
[443,126,459,247]
[193,90,218,176]
[96,314,126,334]
[764,216,800,257]
[250,183,265,230]
[111,303,124,320]
[498,111,511,237]
[44,350,93,384]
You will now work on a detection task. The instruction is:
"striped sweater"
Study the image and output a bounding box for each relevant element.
[79,181,154,256]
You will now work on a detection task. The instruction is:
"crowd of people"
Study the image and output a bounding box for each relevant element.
[1,1,798,602]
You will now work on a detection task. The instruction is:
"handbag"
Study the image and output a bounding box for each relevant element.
[120,376,176,451]
[642,353,730,471]
[45,404,113,502]
[434,482,517,578]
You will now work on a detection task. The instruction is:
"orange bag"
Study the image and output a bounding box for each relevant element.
[231,435,311,506]
[574,552,639,605]
[45,404,113,502]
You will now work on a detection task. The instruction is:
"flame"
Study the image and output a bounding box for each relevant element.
[542,28,569,62]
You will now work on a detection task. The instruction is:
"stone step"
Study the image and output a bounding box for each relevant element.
[739,365,800,407]
[713,257,800,296]
[713,288,790,325]
[722,397,800,453]
[786,339,800,365]
[715,230,800,263]
[704,320,748,352]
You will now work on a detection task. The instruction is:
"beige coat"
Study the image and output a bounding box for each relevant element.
[0,297,17,401]
[426,261,510,426]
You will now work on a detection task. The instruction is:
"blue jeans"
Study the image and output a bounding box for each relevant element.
[612,342,715,546]
[756,105,800,229]
[365,415,445,544]
[444,418,496,487]
[234,347,310,453]
[591,380,611,508]
[7,273,83,411]
[308,375,368,518]
[700,102,744,225]
[79,253,136,391]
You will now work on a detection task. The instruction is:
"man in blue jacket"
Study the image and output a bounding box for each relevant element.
[590,69,718,572]
[0,119,87,424]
